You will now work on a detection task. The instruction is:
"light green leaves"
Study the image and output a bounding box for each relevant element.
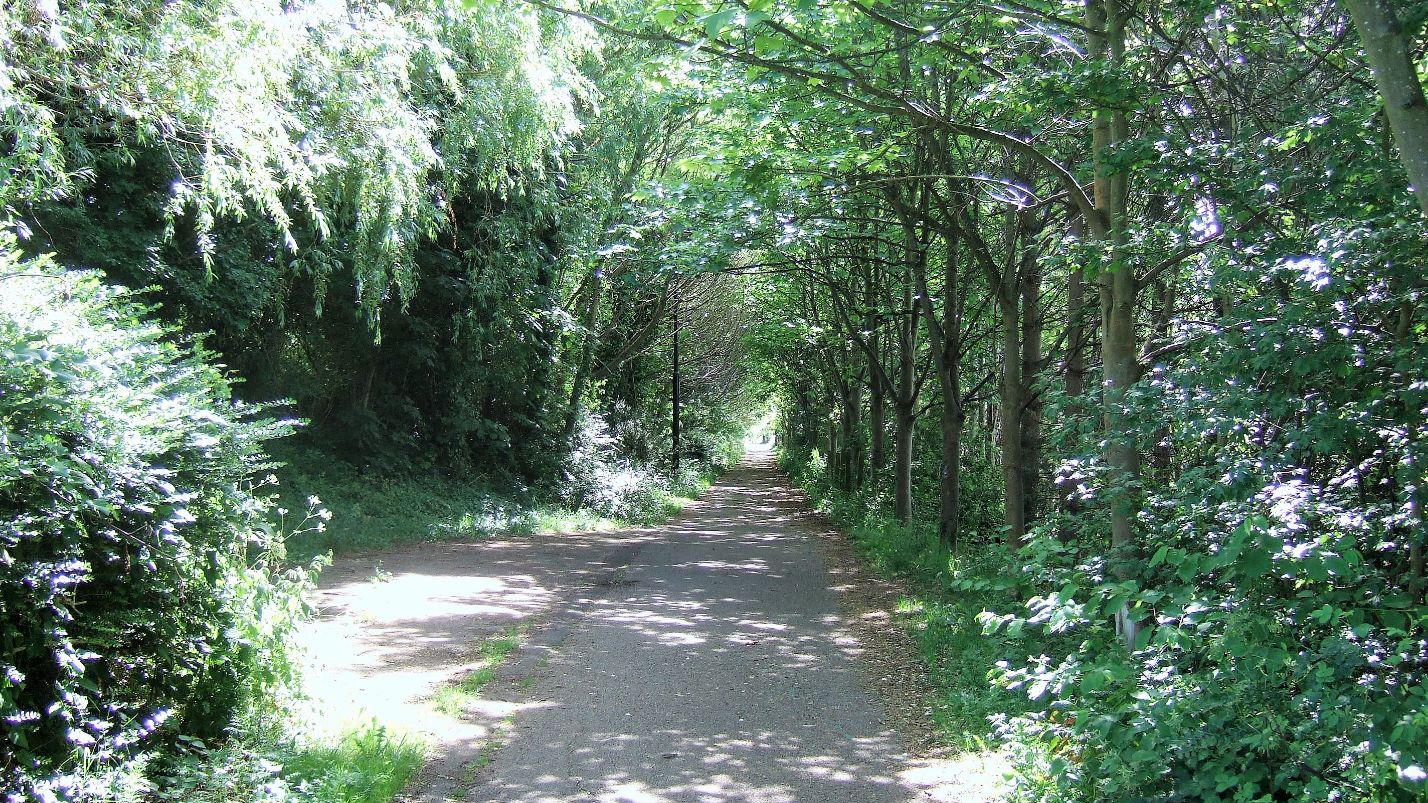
[704,8,738,38]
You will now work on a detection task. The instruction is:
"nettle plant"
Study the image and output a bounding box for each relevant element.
[984,235,1428,802]
[0,243,315,799]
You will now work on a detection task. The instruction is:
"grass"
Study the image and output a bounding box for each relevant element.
[271,447,627,562]
[783,452,1039,752]
[153,717,425,803]
[279,722,427,803]
[431,627,524,717]
[270,442,721,563]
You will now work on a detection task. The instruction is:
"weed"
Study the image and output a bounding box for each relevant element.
[279,722,426,803]
[430,627,523,717]
[271,442,710,562]
[154,718,425,803]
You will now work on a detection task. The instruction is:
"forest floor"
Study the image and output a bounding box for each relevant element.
[297,449,1006,803]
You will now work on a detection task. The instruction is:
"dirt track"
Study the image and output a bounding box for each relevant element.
[300,449,1004,803]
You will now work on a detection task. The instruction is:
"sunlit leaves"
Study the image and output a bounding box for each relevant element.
[2,0,594,325]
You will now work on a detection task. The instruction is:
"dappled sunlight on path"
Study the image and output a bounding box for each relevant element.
[299,450,1005,803]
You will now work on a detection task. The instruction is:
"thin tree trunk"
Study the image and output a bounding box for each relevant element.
[563,276,601,441]
[940,397,964,549]
[842,382,864,492]
[892,281,918,522]
[1058,256,1088,530]
[870,381,887,470]
[868,265,888,471]
[1066,261,1088,400]
[893,405,916,522]
[671,292,681,474]
[1020,238,1044,527]
[1001,288,1026,547]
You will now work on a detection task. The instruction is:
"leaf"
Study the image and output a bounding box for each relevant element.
[655,9,678,26]
[704,9,738,39]
[1133,625,1153,651]
[1081,670,1107,693]
[1149,545,1168,568]
[1237,547,1270,578]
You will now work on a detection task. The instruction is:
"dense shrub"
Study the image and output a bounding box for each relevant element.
[562,413,678,522]
[0,247,310,800]
[561,411,738,523]
[987,248,1428,802]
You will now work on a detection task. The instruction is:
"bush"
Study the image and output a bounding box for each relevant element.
[986,249,1428,802]
[560,411,734,523]
[0,247,311,800]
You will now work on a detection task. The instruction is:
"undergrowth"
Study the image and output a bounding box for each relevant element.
[272,442,719,563]
[147,713,423,803]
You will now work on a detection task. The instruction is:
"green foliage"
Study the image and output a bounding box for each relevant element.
[0,243,313,799]
[149,719,423,803]
[275,724,424,803]
[986,237,1428,800]
[3,0,592,313]
[272,441,615,563]
[561,411,736,524]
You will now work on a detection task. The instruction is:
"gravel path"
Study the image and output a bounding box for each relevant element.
[302,449,1001,803]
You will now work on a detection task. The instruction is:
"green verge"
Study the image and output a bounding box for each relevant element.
[275,724,426,803]
[780,450,1035,751]
[272,443,721,563]
[152,717,425,803]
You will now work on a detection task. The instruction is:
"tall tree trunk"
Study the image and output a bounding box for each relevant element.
[1090,0,1143,649]
[841,382,864,492]
[671,291,681,474]
[998,211,1027,548]
[940,399,964,548]
[937,253,966,551]
[1066,261,1088,400]
[562,275,601,441]
[1000,286,1026,547]
[1058,255,1089,529]
[1397,298,1426,599]
[892,279,919,522]
[893,403,916,522]
[1343,0,1428,219]
[870,378,887,471]
[914,224,966,549]
[867,265,888,471]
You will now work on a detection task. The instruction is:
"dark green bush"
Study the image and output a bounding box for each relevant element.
[0,246,309,799]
